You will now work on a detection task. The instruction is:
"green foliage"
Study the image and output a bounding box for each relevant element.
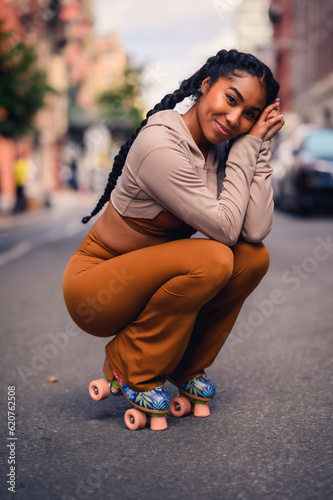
[97,65,145,130]
[0,22,53,139]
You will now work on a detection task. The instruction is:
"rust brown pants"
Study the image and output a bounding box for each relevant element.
[63,229,269,391]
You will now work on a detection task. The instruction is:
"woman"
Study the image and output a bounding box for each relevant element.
[63,49,284,429]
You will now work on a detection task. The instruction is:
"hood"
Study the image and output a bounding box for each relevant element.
[143,110,208,166]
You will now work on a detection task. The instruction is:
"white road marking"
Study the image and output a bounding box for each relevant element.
[0,221,84,267]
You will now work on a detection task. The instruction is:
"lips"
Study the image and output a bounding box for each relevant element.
[215,120,232,136]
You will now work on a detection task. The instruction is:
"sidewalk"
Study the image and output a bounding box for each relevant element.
[0,190,98,231]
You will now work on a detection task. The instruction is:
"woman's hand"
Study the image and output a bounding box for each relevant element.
[248,98,285,142]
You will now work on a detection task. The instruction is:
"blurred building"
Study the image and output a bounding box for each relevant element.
[0,0,129,211]
[236,0,274,68]
[0,0,73,210]
[0,0,26,210]
[61,31,129,195]
[85,34,128,101]
[61,0,96,129]
[269,0,333,126]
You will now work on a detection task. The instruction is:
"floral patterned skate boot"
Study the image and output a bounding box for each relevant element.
[169,373,215,418]
[88,358,170,431]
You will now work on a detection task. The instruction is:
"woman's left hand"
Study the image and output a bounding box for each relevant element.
[248,99,285,142]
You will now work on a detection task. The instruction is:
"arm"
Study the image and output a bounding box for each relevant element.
[238,98,285,241]
[240,140,274,242]
[135,134,262,247]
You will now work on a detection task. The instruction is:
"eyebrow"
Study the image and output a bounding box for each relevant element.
[228,87,262,112]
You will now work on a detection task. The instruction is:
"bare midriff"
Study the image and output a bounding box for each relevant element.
[92,201,195,255]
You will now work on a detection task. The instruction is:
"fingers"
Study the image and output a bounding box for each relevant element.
[249,98,284,140]
[263,99,284,128]
[262,113,285,142]
[260,98,281,123]
[266,111,284,126]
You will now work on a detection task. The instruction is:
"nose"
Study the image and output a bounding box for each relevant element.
[226,109,241,128]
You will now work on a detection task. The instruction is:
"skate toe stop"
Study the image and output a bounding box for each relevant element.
[150,416,168,431]
[193,404,210,417]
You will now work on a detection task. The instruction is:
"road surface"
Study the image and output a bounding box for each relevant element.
[1,203,332,500]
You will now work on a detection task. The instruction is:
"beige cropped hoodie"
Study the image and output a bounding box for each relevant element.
[111,110,274,247]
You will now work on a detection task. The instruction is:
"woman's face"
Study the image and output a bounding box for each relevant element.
[195,72,268,146]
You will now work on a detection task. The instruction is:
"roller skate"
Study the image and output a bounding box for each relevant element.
[169,373,215,418]
[89,358,170,431]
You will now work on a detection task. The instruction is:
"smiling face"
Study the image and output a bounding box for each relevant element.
[183,71,268,155]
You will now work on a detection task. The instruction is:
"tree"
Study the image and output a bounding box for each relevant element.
[97,65,145,131]
[0,22,52,139]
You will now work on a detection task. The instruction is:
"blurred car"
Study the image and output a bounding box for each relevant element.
[272,126,333,214]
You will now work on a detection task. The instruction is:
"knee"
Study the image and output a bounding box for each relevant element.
[235,241,270,281]
[201,240,234,286]
[253,243,270,278]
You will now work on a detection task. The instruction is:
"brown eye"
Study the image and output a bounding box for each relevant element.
[245,110,256,119]
[226,94,236,105]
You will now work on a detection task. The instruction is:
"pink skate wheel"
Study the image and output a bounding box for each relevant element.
[193,403,210,417]
[124,409,147,430]
[150,415,168,431]
[170,396,192,417]
[89,379,110,401]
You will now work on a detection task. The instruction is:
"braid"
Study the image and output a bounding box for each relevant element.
[82,49,279,224]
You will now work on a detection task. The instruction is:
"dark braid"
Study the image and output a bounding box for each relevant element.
[82,49,279,223]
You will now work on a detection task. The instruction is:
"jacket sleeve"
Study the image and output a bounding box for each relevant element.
[239,140,274,242]
[135,134,263,246]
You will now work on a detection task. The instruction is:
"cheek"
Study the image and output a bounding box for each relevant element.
[197,100,213,128]
[239,121,254,134]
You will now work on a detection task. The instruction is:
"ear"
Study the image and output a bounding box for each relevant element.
[201,77,211,95]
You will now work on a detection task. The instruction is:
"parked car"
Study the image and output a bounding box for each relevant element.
[272,126,333,214]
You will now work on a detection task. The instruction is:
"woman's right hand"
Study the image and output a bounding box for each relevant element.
[248,99,285,142]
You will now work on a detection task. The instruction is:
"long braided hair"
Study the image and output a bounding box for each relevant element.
[82,49,279,224]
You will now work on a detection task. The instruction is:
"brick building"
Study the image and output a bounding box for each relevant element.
[269,0,333,125]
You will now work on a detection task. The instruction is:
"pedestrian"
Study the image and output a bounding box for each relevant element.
[13,150,29,213]
[63,49,285,429]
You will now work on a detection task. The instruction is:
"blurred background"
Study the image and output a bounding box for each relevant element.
[0,0,332,217]
[1,4,332,497]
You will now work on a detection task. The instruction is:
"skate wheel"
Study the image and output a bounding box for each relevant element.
[89,379,110,401]
[193,403,210,417]
[170,396,192,417]
[124,409,147,430]
[150,415,168,431]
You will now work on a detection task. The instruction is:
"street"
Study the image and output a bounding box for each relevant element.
[0,205,332,500]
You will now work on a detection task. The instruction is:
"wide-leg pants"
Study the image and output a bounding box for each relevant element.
[63,228,270,391]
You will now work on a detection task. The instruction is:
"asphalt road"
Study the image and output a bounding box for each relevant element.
[0,205,332,500]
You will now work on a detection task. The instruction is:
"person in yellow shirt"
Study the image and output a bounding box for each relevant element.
[13,156,29,213]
